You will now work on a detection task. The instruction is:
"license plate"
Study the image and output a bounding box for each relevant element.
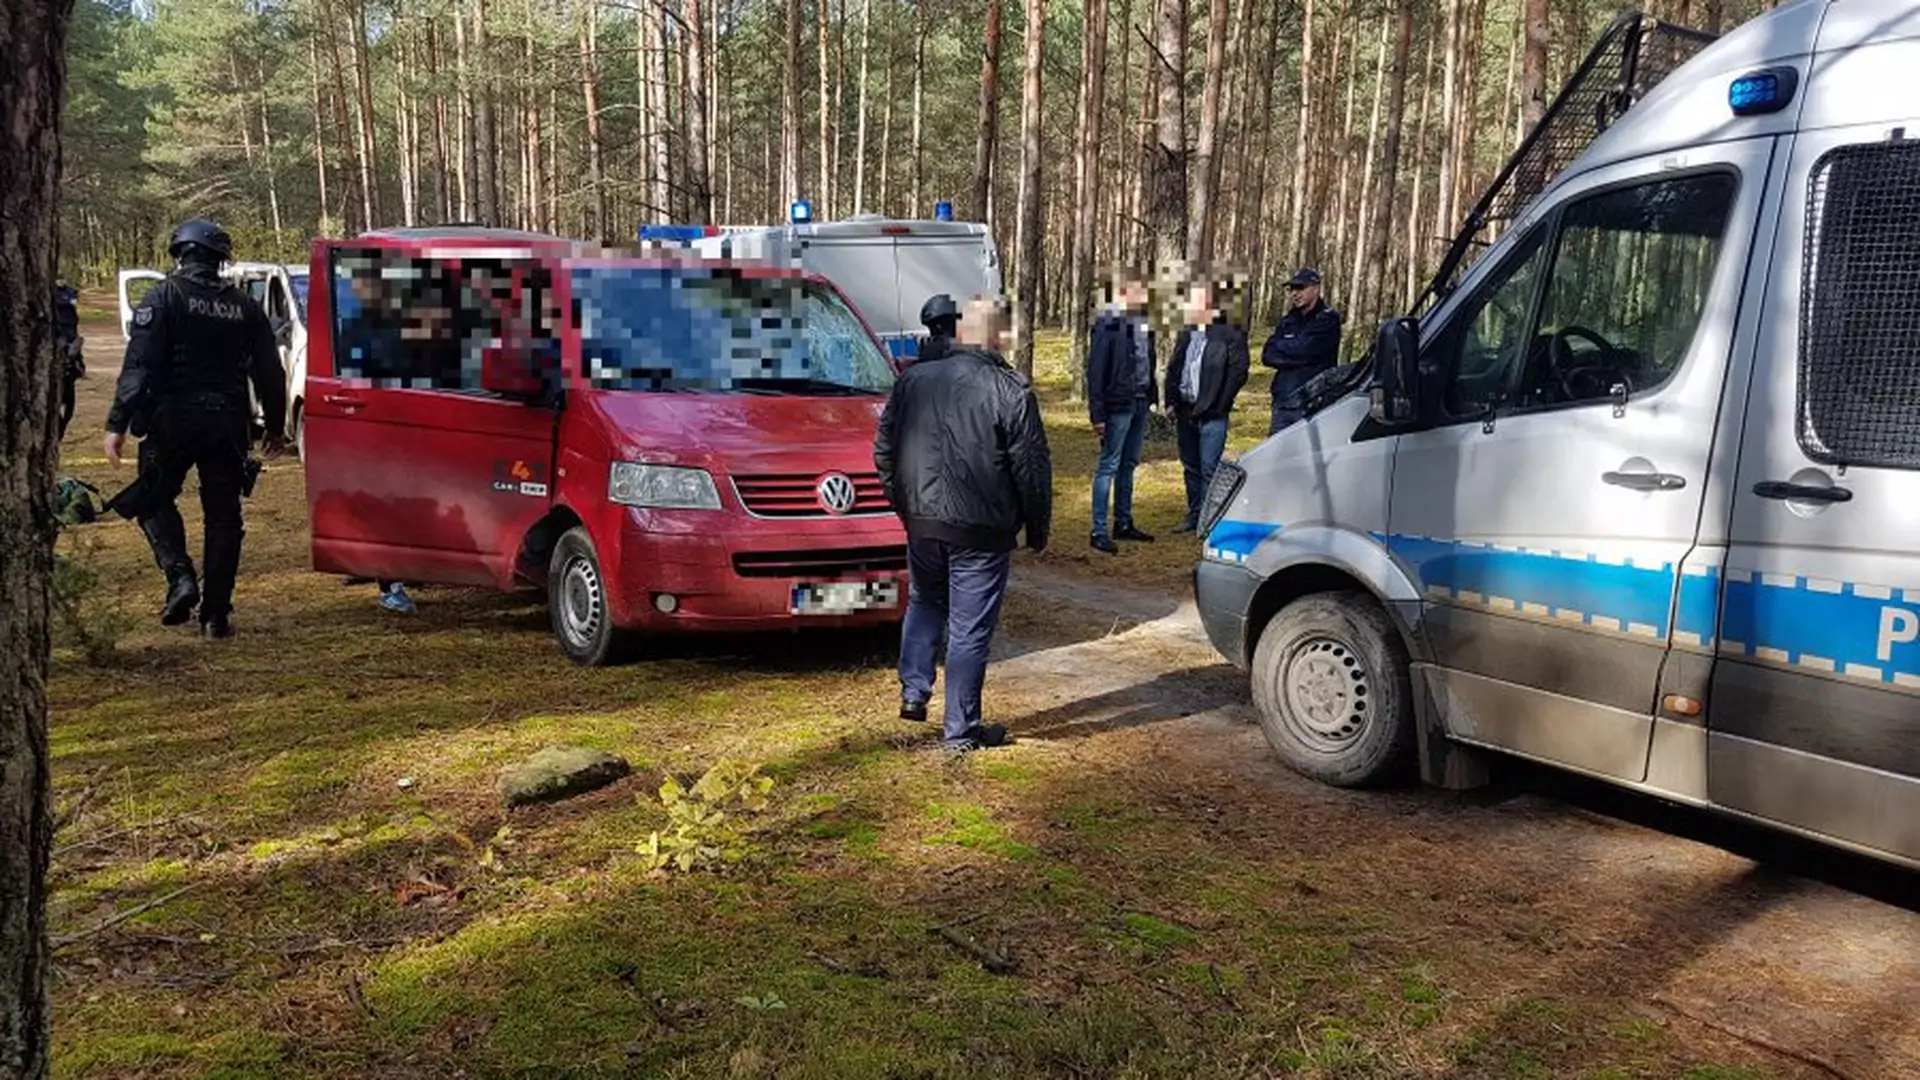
[791,580,900,615]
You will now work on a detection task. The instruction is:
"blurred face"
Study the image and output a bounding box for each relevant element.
[957,298,1008,351]
[1184,283,1216,325]
[1289,281,1322,310]
[1120,278,1150,314]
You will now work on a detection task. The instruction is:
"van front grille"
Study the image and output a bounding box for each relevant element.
[732,545,908,579]
[732,472,891,517]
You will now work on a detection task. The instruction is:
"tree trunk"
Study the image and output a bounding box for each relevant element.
[686,0,713,222]
[1330,18,1362,278]
[307,30,331,232]
[1702,0,1723,32]
[1012,0,1045,375]
[1187,0,1229,264]
[395,29,416,229]
[972,0,1002,223]
[350,0,381,227]
[783,0,802,205]
[1286,0,1314,260]
[472,0,497,225]
[0,2,68,1074]
[878,6,895,215]
[852,0,872,211]
[580,1,608,240]
[1432,0,1461,261]
[1147,0,1186,269]
[1347,15,1389,325]
[454,2,475,220]
[430,20,452,224]
[832,0,847,216]
[1522,0,1547,132]
[1067,0,1109,396]
[1365,0,1413,322]
[252,53,284,239]
[818,0,832,209]
[524,26,542,232]
[911,4,925,214]
[1404,13,1434,307]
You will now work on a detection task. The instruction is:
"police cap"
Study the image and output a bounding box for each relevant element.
[168,218,234,261]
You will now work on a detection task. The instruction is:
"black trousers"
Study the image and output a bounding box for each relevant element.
[137,398,249,621]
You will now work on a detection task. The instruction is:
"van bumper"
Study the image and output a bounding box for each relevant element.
[1195,560,1262,670]
[611,512,908,633]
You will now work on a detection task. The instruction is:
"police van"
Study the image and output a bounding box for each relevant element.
[642,203,1003,361]
[1195,0,1920,868]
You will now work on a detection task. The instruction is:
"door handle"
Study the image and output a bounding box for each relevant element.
[1754,480,1852,504]
[322,393,365,408]
[1603,470,1686,492]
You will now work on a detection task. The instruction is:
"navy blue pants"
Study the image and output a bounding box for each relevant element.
[899,537,1014,742]
[1091,398,1151,540]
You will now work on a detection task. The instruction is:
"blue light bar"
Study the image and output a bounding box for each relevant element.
[637,224,719,242]
[790,199,814,224]
[933,200,954,222]
[1729,67,1798,116]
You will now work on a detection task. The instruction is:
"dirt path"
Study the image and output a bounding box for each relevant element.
[997,564,1920,1080]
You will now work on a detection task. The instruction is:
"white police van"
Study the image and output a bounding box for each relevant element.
[1196,0,1920,868]
[643,202,1003,361]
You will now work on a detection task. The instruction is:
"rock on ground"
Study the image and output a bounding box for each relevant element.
[499,745,631,807]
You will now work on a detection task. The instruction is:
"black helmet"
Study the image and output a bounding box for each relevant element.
[920,294,959,331]
[168,218,233,261]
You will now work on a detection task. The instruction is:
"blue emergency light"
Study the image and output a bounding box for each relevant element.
[790,199,814,224]
[933,200,954,222]
[637,224,719,242]
[1729,67,1798,116]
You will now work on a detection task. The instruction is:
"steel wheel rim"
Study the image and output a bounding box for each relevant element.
[1278,635,1372,752]
[560,554,603,648]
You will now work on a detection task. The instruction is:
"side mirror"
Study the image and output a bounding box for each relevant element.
[1367,317,1423,425]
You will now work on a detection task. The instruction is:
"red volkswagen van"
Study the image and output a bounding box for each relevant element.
[301,227,907,664]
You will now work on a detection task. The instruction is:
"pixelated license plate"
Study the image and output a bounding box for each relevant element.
[791,581,900,615]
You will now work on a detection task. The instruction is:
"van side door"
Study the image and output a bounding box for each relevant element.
[1714,126,1920,865]
[304,245,561,588]
[1386,140,1776,783]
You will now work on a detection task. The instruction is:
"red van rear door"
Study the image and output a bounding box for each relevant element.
[304,243,561,588]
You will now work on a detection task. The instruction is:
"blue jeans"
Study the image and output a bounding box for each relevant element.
[1177,416,1230,527]
[899,538,1014,742]
[1091,398,1150,539]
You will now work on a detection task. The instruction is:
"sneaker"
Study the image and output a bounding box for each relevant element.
[1090,534,1120,555]
[201,615,234,641]
[900,698,929,723]
[379,585,417,615]
[161,576,200,627]
[1115,525,1156,543]
[944,723,1009,753]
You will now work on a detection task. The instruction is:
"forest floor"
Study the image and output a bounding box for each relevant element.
[44,324,1920,1079]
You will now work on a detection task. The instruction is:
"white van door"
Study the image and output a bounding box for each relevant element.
[116,268,165,341]
[798,236,905,336]
[1714,125,1920,864]
[1386,139,1776,783]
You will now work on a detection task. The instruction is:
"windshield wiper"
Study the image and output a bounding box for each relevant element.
[732,377,883,396]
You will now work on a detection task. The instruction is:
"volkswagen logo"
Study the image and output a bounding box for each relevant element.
[816,473,857,515]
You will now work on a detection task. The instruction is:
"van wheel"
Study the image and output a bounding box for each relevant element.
[1250,591,1414,787]
[548,526,636,666]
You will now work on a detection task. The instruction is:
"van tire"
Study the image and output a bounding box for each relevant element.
[1250,591,1414,788]
[548,526,636,666]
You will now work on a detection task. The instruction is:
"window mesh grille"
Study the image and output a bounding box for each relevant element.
[1799,142,1920,469]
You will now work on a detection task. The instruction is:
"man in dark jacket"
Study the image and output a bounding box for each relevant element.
[54,280,82,437]
[1165,277,1249,532]
[104,219,286,639]
[1261,267,1343,434]
[874,297,1052,751]
[1084,271,1156,554]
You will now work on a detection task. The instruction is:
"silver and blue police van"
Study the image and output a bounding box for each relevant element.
[642,201,1004,362]
[1195,0,1920,869]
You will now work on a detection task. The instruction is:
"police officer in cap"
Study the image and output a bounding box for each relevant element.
[105,218,287,639]
[918,294,959,364]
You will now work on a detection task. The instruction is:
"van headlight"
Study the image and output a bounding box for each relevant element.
[608,463,722,510]
[1199,460,1246,536]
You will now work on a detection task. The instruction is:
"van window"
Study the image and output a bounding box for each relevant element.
[331,249,558,389]
[571,267,895,395]
[1799,142,1920,469]
[1431,171,1735,420]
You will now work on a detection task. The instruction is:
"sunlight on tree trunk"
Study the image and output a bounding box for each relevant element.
[1012,0,1045,375]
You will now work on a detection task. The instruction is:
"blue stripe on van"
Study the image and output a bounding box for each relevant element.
[1719,572,1920,687]
[886,334,919,359]
[1377,533,1675,639]
[1204,520,1279,564]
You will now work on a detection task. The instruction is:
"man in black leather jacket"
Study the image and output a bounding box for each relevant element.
[104,219,286,639]
[874,297,1052,751]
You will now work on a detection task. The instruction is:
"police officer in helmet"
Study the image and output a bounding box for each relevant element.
[918,294,959,364]
[104,218,287,639]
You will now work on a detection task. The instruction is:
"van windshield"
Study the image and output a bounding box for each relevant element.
[571,267,895,395]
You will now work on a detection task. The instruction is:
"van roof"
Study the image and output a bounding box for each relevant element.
[361,225,573,243]
[1557,0,1920,208]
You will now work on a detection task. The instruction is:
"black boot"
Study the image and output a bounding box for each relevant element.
[162,575,200,627]
[201,614,234,640]
[140,516,199,626]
